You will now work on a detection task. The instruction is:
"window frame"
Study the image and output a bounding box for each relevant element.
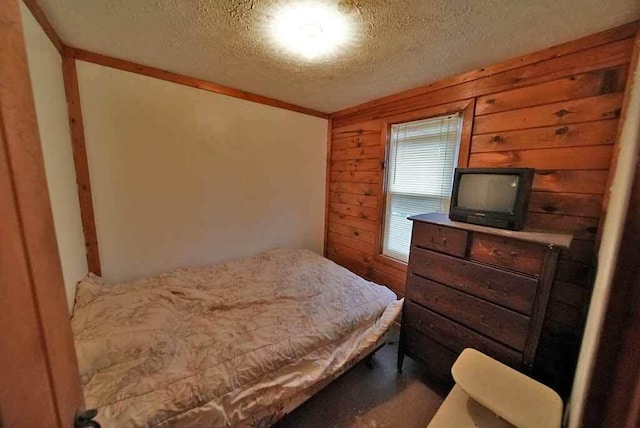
[374,100,475,271]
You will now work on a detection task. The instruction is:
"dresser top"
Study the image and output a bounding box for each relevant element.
[409,212,573,249]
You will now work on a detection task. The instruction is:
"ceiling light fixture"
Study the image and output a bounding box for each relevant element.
[271,2,351,60]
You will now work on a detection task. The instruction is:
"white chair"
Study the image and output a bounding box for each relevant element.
[427,348,563,428]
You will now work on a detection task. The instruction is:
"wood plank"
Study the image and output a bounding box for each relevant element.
[329,191,378,208]
[556,260,591,285]
[547,300,582,327]
[328,211,378,233]
[369,269,405,294]
[373,257,407,281]
[550,280,586,308]
[473,93,624,134]
[327,231,374,254]
[471,120,619,153]
[330,158,381,172]
[329,181,378,196]
[62,57,101,275]
[332,119,382,138]
[331,21,638,118]
[469,145,613,170]
[333,38,633,126]
[328,222,376,244]
[527,213,599,240]
[64,46,329,119]
[22,0,64,54]
[326,242,373,266]
[561,238,596,264]
[329,201,379,220]
[327,252,369,278]
[330,170,381,184]
[331,145,383,160]
[331,133,381,150]
[532,170,609,194]
[475,66,628,115]
[529,192,603,218]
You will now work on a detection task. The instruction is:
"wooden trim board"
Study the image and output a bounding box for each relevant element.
[324,118,333,256]
[0,1,83,426]
[21,0,64,55]
[62,56,101,275]
[63,46,329,119]
[597,29,640,245]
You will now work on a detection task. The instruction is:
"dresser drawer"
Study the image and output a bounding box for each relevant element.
[408,247,538,314]
[469,233,545,276]
[403,327,457,383]
[406,276,530,351]
[403,301,522,366]
[411,221,468,257]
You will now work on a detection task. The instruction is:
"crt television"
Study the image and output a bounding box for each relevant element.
[449,168,534,230]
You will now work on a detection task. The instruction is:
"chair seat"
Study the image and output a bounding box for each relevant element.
[428,385,515,428]
[427,349,563,428]
[453,349,562,428]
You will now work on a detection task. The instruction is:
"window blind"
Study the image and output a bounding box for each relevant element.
[383,114,463,262]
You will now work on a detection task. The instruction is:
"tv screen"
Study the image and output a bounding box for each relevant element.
[449,168,534,230]
[457,174,520,213]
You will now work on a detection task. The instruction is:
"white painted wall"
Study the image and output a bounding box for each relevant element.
[20,2,88,311]
[568,40,640,426]
[76,61,327,282]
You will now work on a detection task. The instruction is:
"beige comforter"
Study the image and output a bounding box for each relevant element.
[72,248,401,427]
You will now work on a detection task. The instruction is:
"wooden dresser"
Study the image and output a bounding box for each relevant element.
[398,212,572,381]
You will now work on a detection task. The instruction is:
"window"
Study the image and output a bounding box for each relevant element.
[382,114,463,262]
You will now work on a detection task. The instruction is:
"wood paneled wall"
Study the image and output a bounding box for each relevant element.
[326,21,639,395]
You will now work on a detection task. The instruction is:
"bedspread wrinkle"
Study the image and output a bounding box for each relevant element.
[72,248,401,427]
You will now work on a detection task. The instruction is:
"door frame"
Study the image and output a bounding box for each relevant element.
[0,0,83,426]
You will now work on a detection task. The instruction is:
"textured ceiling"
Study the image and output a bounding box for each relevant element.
[37,0,639,113]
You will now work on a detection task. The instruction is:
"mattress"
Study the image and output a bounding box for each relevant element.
[72,248,402,427]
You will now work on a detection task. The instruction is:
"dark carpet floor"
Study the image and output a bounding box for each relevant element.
[274,326,449,428]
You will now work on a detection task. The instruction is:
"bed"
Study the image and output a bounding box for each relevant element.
[71,248,402,427]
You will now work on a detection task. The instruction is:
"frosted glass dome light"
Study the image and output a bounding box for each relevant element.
[271,2,352,60]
